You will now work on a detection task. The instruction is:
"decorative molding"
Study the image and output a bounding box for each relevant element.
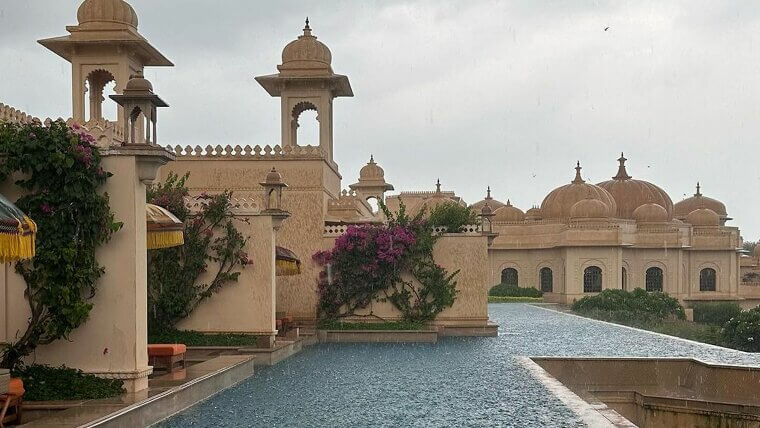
[168,143,327,159]
[86,367,153,380]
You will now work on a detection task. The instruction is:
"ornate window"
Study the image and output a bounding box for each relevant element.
[645,267,663,292]
[621,267,628,291]
[583,266,602,292]
[501,268,518,286]
[540,267,553,293]
[700,268,716,291]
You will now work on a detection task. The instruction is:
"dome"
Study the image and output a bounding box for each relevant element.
[124,73,153,93]
[674,183,728,221]
[77,0,138,28]
[263,167,284,185]
[686,208,720,226]
[492,200,525,222]
[632,203,669,223]
[279,19,332,75]
[470,186,506,212]
[570,198,610,219]
[358,155,385,181]
[525,206,542,221]
[597,153,673,220]
[480,202,493,216]
[540,162,617,219]
[410,180,459,217]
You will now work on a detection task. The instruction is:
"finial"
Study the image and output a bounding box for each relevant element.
[369,154,375,164]
[303,17,312,36]
[613,152,631,180]
[305,17,310,29]
[435,179,441,193]
[573,161,585,184]
[486,186,492,199]
[695,182,701,196]
[506,199,512,207]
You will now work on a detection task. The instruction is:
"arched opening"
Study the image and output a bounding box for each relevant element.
[291,102,319,146]
[700,268,716,291]
[366,196,379,214]
[622,267,628,291]
[85,69,117,122]
[540,267,553,293]
[501,268,518,286]
[645,267,663,292]
[583,266,602,293]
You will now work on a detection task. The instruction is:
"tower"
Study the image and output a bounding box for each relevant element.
[255,18,353,165]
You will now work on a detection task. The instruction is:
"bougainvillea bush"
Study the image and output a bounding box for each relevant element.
[314,202,458,323]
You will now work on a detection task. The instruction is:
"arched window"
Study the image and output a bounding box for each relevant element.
[291,102,319,146]
[700,268,716,291]
[622,267,628,291]
[583,266,602,292]
[540,267,553,292]
[501,268,518,286]
[645,267,663,292]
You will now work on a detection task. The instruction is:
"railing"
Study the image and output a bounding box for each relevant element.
[168,144,327,159]
[184,195,260,215]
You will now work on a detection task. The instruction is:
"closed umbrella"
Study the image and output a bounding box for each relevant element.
[146,203,184,250]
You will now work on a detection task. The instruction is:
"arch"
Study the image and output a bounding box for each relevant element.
[291,101,319,147]
[583,266,602,293]
[645,267,664,292]
[699,268,717,291]
[501,268,518,286]
[540,267,553,293]
[85,69,117,122]
[366,196,380,214]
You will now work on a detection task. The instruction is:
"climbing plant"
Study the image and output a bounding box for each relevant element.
[313,201,458,323]
[0,120,120,369]
[147,172,251,329]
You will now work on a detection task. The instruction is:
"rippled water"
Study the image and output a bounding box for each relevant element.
[158,304,760,427]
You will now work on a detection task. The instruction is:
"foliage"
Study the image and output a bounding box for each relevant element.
[317,320,424,330]
[721,307,760,352]
[0,121,119,369]
[571,288,685,324]
[427,203,477,233]
[651,321,723,346]
[488,296,544,303]
[743,272,760,283]
[691,302,742,326]
[313,201,458,323]
[148,327,261,347]
[147,172,251,329]
[743,240,757,253]
[489,284,543,298]
[12,364,124,401]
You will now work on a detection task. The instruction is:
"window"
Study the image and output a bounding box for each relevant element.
[501,268,518,286]
[622,267,627,291]
[540,267,553,292]
[583,266,602,292]
[700,268,716,291]
[645,267,663,292]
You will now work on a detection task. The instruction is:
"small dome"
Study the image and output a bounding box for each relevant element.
[470,186,506,212]
[480,202,493,216]
[280,19,332,75]
[632,203,669,223]
[124,73,153,93]
[264,167,284,185]
[674,183,728,221]
[525,206,542,221]
[358,155,384,181]
[686,208,720,226]
[570,198,610,219]
[77,0,138,28]
[410,179,458,217]
[492,200,525,222]
[540,162,617,219]
[597,153,674,220]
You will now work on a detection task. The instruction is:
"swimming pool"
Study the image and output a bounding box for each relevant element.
[158,304,760,427]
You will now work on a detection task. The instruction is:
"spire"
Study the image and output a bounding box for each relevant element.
[695,182,701,196]
[435,179,441,193]
[486,186,492,199]
[369,154,375,164]
[572,161,585,184]
[506,199,512,207]
[613,152,632,180]
[303,17,312,36]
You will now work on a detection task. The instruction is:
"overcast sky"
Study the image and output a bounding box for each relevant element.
[1,1,759,239]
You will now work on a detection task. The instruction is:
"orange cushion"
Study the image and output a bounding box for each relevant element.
[8,378,24,396]
[148,344,187,356]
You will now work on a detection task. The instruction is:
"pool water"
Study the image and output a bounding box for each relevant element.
[158,304,760,427]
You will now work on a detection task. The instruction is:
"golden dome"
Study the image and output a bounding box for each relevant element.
[632,203,669,223]
[540,162,617,219]
[674,182,728,221]
[525,206,542,221]
[77,0,138,28]
[492,200,525,222]
[686,208,720,226]
[470,186,506,212]
[597,153,673,219]
[279,18,332,75]
[570,198,609,219]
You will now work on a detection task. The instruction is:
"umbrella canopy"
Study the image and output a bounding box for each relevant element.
[0,193,36,262]
[276,246,301,276]
[146,203,184,250]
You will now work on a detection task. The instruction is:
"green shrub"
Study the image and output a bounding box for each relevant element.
[317,320,424,330]
[653,321,723,346]
[148,327,261,347]
[12,365,124,401]
[691,302,742,326]
[428,203,477,233]
[488,296,544,303]
[571,289,685,323]
[489,284,543,298]
[721,307,760,352]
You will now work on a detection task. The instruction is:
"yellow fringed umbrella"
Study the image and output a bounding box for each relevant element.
[146,203,184,250]
[0,193,36,262]
[276,246,301,276]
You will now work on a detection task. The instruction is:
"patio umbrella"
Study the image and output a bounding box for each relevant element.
[0,193,36,262]
[146,203,184,250]
[276,246,301,276]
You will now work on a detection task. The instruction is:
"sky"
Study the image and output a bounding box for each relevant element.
[1,1,759,239]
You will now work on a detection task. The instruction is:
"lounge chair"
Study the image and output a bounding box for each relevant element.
[148,344,187,373]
